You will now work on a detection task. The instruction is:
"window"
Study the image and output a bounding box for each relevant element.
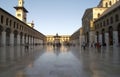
[17,23,19,29]
[17,14,21,17]
[110,17,113,24]
[14,22,16,28]
[115,14,119,22]
[1,15,4,24]
[107,19,109,25]
[6,18,9,25]
[109,1,112,6]
[105,3,108,7]
[10,20,12,27]
[20,25,21,30]
[98,13,100,17]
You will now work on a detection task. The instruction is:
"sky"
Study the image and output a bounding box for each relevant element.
[0,0,100,35]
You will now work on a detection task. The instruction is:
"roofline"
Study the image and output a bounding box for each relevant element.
[0,7,45,37]
[14,6,28,13]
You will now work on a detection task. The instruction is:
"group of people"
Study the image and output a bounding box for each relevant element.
[81,41,106,52]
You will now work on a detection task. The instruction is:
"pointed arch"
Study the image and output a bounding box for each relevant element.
[0,25,3,46]
[108,26,113,45]
[101,29,105,46]
[14,30,18,45]
[6,28,11,46]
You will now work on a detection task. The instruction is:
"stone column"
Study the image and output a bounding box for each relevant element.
[95,35,97,43]
[1,31,6,46]
[17,34,20,45]
[82,35,85,42]
[41,40,43,45]
[34,38,36,44]
[26,36,28,43]
[105,33,109,46]
[28,36,30,44]
[36,39,38,44]
[89,31,95,44]
[22,35,24,45]
[80,35,82,46]
[38,39,39,44]
[29,37,32,44]
[31,37,33,45]
[10,32,14,46]
[38,39,40,44]
[33,37,34,45]
[113,31,118,46]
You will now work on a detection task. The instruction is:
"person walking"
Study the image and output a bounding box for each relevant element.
[96,42,101,52]
[82,42,86,50]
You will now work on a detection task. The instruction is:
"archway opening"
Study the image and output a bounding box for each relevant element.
[24,34,27,44]
[6,28,11,46]
[14,30,18,46]
[102,29,105,46]
[109,26,113,45]
[118,24,120,45]
[0,25,3,46]
[20,32,23,45]
[86,32,89,46]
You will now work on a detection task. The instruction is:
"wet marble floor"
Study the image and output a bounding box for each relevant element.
[0,45,120,77]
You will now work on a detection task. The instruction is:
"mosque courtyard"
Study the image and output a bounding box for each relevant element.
[0,45,120,77]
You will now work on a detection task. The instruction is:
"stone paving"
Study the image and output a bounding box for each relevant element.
[0,45,120,77]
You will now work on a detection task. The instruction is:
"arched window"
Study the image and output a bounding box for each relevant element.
[14,22,16,28]
[105,3,108,7]
[98,13,100,17]
[109,1,112,6]
[1,15,4,24]
[6,18,9,25]
[9,20,12,27]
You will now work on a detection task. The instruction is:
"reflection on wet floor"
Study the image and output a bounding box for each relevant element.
[0,45,120,77]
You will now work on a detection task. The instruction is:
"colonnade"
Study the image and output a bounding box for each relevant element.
[0,28,43,46]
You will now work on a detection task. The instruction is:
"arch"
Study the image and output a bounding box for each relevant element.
[101,29,105,46]
[0,25,3,46]
[118,24,120,45]
[6,28,11,46]
[14,30,18,45]
[108,26,113,45]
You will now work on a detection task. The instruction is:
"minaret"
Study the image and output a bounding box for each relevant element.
[14,0,28,23]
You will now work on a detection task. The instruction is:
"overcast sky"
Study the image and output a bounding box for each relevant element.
[0,0,100,35]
